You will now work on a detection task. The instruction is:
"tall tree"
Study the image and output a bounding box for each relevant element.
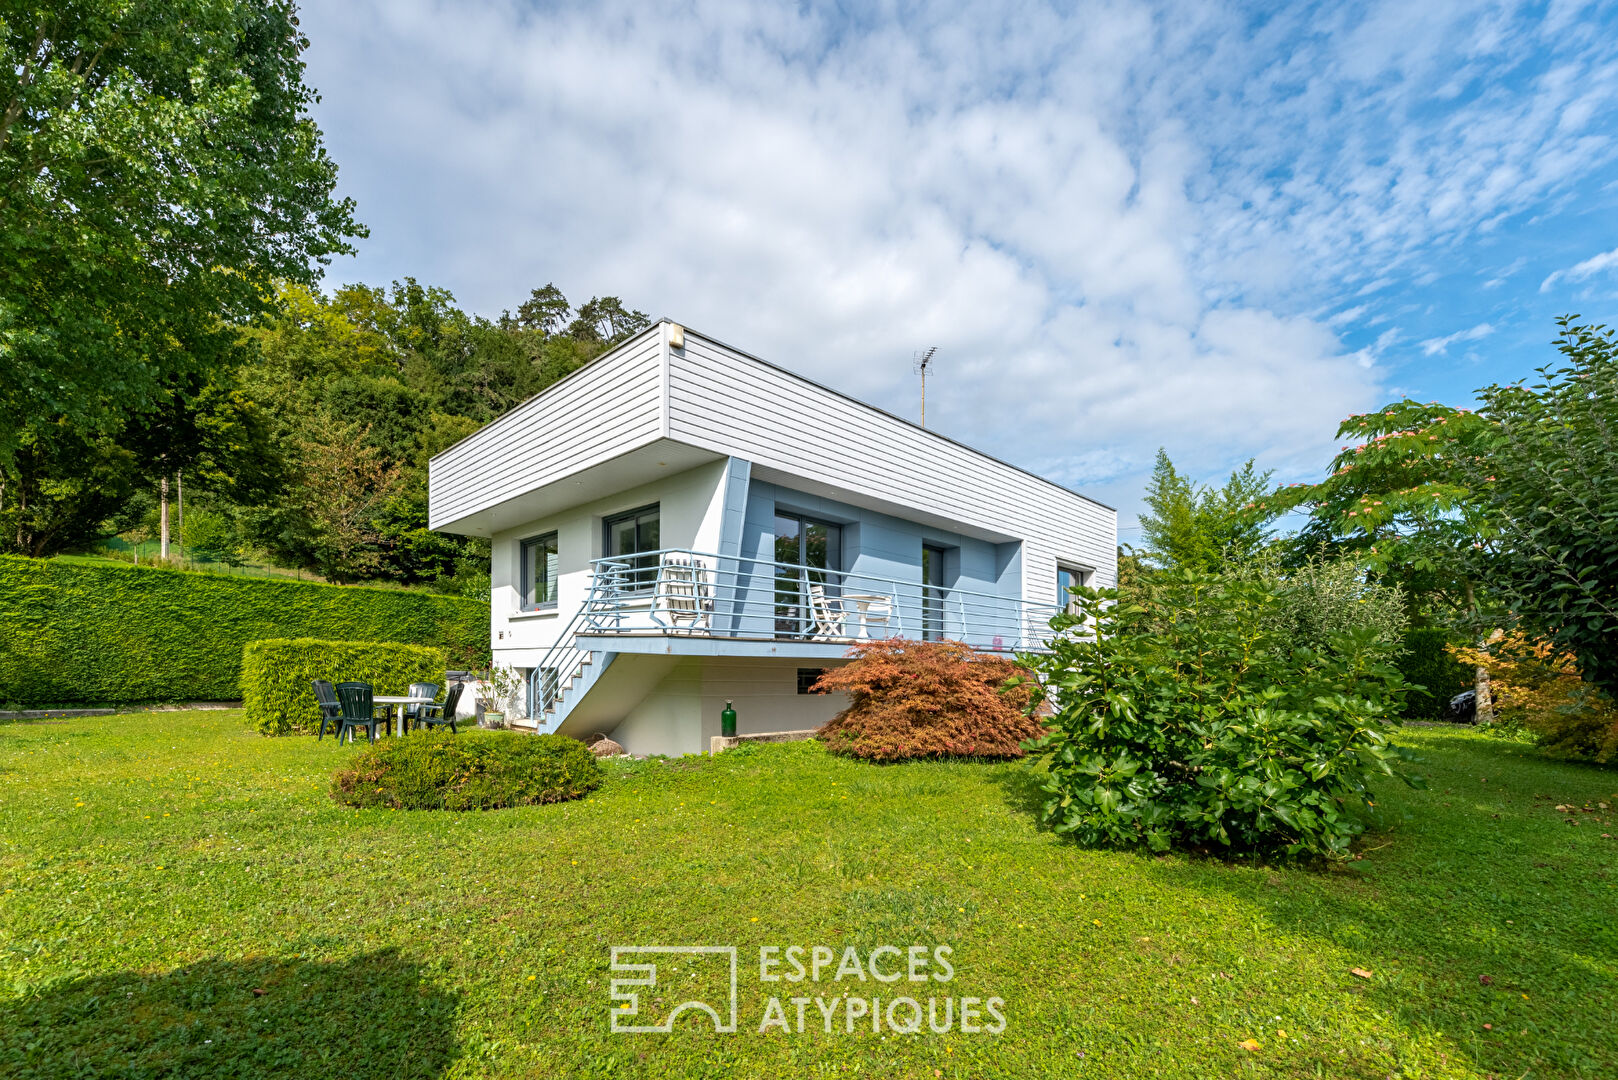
[1272,399,1495,623]
[566,296,650,345]
[1137,450,1278,571]
[1471,318,1618,694]
[0,0,362,473]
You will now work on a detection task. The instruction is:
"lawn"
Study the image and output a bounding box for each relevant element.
[2,713,1615,1079]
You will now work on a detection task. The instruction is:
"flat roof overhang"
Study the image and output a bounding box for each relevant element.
[430,439,725,537]
[433,437,1029,545]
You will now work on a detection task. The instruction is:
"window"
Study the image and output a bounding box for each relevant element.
[798,668,827,694]
[519,532,558,610]
[604,504,660,591]
[774,512,843,636]
[1057,565,1089,615]
[922,544,947,640]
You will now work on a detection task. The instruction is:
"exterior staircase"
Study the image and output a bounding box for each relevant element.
[528,649,616,734]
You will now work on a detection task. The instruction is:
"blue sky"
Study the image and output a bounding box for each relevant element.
[298,0,1618,530]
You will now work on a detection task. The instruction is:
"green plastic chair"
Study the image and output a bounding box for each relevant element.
[311,680,342,741]
[413,682,465,734]
[335,682,387,744]
[404,682,440,725]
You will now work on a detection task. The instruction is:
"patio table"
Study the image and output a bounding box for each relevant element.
[373,694,437,737]
[841,593,893,638]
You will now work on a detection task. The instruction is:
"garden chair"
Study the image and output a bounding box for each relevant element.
[413,682,465,734]
[404,682,440,725]
[807,583,848,641]
[656,552,712,632]
[334,682,388,744]
[311,679,342,741]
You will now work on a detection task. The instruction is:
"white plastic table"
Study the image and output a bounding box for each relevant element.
[842,593,893,638]
[373,695,437,737]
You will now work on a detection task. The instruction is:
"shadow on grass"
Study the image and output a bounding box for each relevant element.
[1,948,459,1079]
[1132,732,1618,1077]
[987,760,1051,824]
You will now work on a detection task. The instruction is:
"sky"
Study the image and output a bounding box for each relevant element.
[298,0,1618,532]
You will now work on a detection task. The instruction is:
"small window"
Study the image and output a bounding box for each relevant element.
[1056,565,1090,615]
[604,504,661,591]
[520,532,559,610]
[798,668,827,694]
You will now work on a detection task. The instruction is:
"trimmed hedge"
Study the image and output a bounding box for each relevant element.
[0,555,485,706]
[330,730,603,810]
[243,638,447,736]
[1398,627,1473,719]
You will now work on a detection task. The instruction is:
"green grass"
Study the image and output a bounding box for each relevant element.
[2,713,1615,1078]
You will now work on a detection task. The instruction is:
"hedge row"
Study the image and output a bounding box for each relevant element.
[243,638,446,736]
[0,555,486,706]
[1397,626,1473,719]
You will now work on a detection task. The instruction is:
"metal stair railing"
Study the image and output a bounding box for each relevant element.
[528,565,628,721]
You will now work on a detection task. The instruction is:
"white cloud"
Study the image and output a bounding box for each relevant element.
[295,0,1617,519]
[1541,245,1618,291]
[1420,323,1496,355]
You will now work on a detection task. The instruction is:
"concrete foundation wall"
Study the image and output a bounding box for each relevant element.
[605,656,848,756]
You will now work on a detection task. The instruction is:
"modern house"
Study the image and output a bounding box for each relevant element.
[427,321,1116,756]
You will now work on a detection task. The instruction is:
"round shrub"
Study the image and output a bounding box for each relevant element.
[330,731,604,810]
[814,638,1044,762]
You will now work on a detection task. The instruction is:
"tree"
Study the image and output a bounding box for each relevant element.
[1276,316,1618,699]
[512,283,571,335]
[0,0,361,547]
[294,421,402,583]
[1136,450,1278,571]
[566,296,650,345]
[1272,400,1495,624]
[1468,318,1618,694]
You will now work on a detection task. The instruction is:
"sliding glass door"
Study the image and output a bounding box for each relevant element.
[774,513,842,636]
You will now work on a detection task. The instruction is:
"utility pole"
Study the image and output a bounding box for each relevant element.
[159,473,169,560]
[913,346,939,427]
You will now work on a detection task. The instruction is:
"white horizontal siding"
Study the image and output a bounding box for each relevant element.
[667,333,1116,597]
[429,333,665,530]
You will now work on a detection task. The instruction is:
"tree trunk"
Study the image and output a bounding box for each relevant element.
[1462,578,1494,725]
[1474,663,1494,726]
[176,470,183,563]
[159,474,169,560]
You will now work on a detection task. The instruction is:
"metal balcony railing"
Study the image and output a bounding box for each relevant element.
[579,548,1059,654]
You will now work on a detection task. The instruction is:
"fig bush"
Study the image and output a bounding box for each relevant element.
[1018,572,1420,858]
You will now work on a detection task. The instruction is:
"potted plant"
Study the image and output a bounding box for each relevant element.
[476,665,523,728]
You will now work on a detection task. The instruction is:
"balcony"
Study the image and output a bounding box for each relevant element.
[576,548,1058,654]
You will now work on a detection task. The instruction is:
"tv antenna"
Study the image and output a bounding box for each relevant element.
[913,346,939,427]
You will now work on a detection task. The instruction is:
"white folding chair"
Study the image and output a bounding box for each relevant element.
[658,553,712,632]
[806,583,848,641]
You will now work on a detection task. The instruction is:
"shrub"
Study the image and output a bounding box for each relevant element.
[0,554,486,706]
[813,639,1043,762]
[1255,555,1406,658]
[242,638,446,736]
[1451,631,1618,761]
[1398,627,1473,719]
[330,730,603,810]
[1019,572,1418,859]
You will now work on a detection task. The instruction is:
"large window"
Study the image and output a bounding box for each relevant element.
[604,504,661,591]
[774,512,843,636]
[1057,565,1089,615]
[519,532,558,610]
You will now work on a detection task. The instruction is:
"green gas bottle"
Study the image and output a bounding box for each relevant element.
[721,700,737,739]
